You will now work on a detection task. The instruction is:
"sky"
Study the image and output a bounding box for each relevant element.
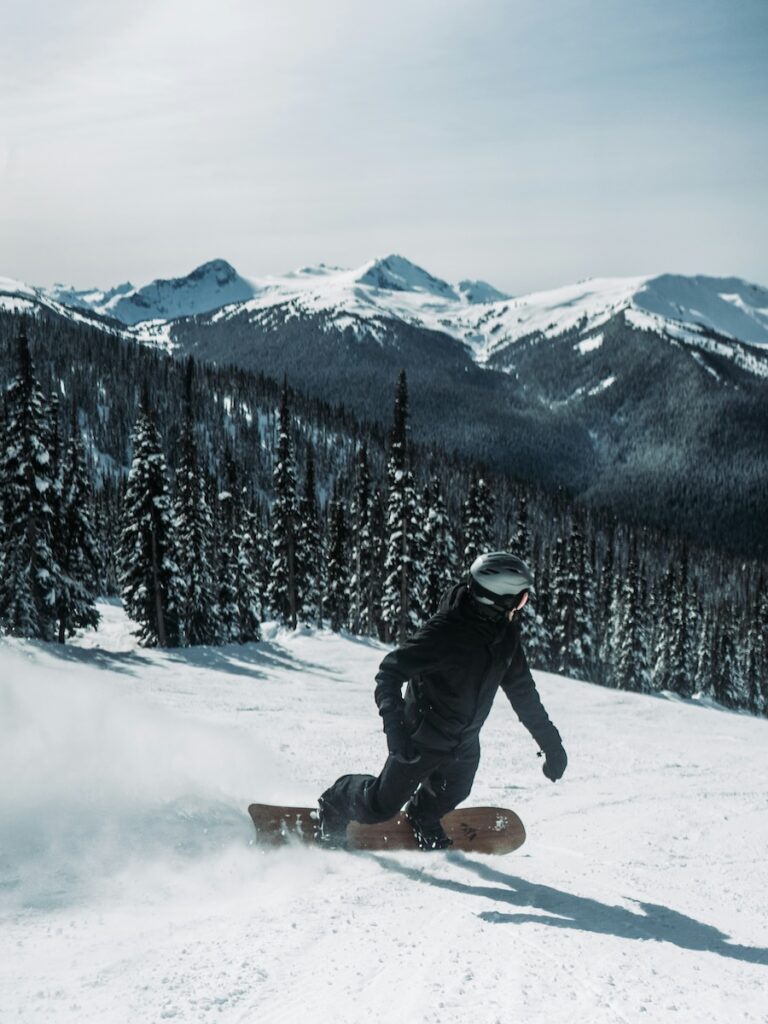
[0,0,766,295]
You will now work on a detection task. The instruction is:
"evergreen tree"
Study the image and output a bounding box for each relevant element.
[0,320,61,640]
[712,607,745,709]
[652,562,676,690]
[382,371,423,643]
[462,474,495,568]
[548,532,568,672]
[266,381,299,628]
[295,443,323,625]
[508,489,530,561]
[550,518,592,679]
[369,486,387,640]
[421,477,458,616]
[529,533,554,668]
[216,453,242,643]
[666,544,695,697]
[54,416,101,642]
[235,491,263,643]
[693,600,715,697]
[119,387,182,647]
[744,574,766,714]
[572,510,595,677]
[325,479,350,632]
[594,523,617,685]
[349,442,376,634]
[174,359,220,645]
[612,537,650,692]
[215,452,261,643]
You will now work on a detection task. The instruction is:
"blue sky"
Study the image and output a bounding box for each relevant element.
[0,0,765,293]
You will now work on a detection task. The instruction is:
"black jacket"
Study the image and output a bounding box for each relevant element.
[375,583,562,754]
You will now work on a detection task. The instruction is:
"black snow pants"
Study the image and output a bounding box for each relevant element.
[319,741,480,827]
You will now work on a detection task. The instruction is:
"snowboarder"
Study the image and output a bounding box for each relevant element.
[317,551,567,849]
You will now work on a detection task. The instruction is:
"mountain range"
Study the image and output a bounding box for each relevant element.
[1,255,767,554]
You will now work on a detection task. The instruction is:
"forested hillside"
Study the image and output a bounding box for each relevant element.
[0,309,765,714]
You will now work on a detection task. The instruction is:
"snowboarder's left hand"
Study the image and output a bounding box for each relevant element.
[540,743,567,782]
[385,719,421,764]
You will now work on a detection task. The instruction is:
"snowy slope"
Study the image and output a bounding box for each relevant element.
[454,274,768,363]
[2,603,766,1024]
[0,277,122,331]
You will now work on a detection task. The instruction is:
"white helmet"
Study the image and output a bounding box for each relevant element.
[468,551,535,609]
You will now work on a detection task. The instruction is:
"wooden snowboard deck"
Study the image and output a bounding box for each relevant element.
[247,803,526,855]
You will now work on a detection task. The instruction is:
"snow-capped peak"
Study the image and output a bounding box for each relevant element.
[457,279,512,304]
[355,254,459,300]
[86,260,260,326]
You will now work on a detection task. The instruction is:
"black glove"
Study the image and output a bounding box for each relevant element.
[539,743,567,782]
[384,719,421,764]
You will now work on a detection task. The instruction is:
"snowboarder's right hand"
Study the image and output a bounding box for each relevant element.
[385,720,421,764]
[540,742,568,782]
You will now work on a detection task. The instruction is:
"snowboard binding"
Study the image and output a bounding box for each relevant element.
[404,802,454,851]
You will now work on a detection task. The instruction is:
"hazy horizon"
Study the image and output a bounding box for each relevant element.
[1,0,766,295]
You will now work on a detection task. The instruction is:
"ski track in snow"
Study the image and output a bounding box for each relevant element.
[1,601,767,1024]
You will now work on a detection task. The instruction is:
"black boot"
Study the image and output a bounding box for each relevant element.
[404,801,453,851]
[315,796,349,849]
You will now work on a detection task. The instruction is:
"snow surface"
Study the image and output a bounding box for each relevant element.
[2,602,767,1024]
[575,333,604,355]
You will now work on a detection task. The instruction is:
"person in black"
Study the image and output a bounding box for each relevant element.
[317,552,567,849]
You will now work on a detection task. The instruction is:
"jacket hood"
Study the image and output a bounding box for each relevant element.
[438,581,468,613]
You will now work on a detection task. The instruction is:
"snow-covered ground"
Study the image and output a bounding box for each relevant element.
[2,602,766,1024]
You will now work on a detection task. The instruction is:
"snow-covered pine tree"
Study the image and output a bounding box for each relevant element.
[572,509,595,677]
[516,531,550,667]
[0,319,61,640]
[594,521,617,685]
[252,497,271,619]
[612,536,650,692]
[462,474,495,569]
[295,442,323,626]
[528,533,553,668]
[235,490,262,643]
[54,415,101,642]
[325,478,350,632]
[119,385,182,647]
[665,544,695,697]
[348,441,376,634]
[368,485,387,639]
[652,561,676,691]
[382,370,424,644]
[421,477,458,617]
[548,532,568,672]
[693,599,715,698]
[712,606,746,709]
[744,573,766,715]
[174,358,220,645]
[508,489,530,561]
[215,451,261,643]
[266,381,298,629]
[549,517,592,679]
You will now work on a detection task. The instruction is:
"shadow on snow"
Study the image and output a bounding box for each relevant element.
[371,852,768,967]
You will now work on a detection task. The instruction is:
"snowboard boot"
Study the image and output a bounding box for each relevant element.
[404,801,454,851]
[314,796,349,849]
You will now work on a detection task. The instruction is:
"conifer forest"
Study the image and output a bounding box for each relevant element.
[1,311,765,716]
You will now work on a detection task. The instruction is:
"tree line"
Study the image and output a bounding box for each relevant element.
[1,317,765,717]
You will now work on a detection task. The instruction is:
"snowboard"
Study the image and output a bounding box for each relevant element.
[247,803,526,855]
